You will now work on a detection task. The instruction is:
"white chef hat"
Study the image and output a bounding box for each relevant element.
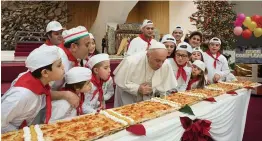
[209,37,221,45]
[65,67,92,84]
[176,42,193,53]
[148,42,167,50]
[193,60,206,72]
[87,54,110,69]
[192,47,204,56]
[46,21,64,33]
[89,33,94,39]
[25,44,61,72]
[62,26,89,44]
[141,19,154,29]
[161,34,176,44]
[173,26,183,32]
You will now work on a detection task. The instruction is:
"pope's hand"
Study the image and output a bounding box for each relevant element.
[138,83,153,95]
[64,91,80,108]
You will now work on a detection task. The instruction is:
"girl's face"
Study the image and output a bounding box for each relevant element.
[191,51,202,62]
[80,81,92,93]
[164,42,176,56]
[189,35,201,48]
[95,61,111,81]
[191,64,202,77]
[88,39,96,54]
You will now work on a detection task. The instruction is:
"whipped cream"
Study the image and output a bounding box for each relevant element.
[34,124,45,141]
[100,110,128,126]
[151,97,181,109]
[179,92,207,98]
[205,86,224,91]
[23,127,31,141]
[219,81,243,87]
[107,109,135,125]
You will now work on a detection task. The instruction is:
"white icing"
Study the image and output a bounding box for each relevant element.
[219,81,243,87]
[107,109,135,125]
[179,92,207,98]
[205,86,224,91]
[34,124,45,141]
[23,127,31,141]
[100,110,128,126]
[151,97,181,109]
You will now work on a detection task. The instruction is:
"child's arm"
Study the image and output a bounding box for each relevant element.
[1,91,29,133]
[103,77,115,101]
[215,57,230,79]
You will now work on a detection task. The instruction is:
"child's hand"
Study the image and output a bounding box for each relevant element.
[64,91,80,108]
[213,74,221,82]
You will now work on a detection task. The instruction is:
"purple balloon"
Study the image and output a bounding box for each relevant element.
[237,13,246,21]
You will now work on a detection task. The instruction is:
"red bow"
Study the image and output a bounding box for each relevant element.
[60,88,85,115]
[180,116,213,141]
[186,77,199,90]
[14,72,52,125]
[139,34,152,50]
[174,58,187,82]
[205,50,221,69]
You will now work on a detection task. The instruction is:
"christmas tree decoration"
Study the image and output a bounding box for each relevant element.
[189,1,236,50]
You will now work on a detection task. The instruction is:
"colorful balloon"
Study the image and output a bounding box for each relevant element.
[247,21,257,31]
[237,13,246,22]
[243,17,252,27]
[234,20,243,27]
[251,15,260,23]
[242,29,252,39]
[233,26,243,36]
[254,28,262,37]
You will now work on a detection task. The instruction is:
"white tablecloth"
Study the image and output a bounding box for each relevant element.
[97,88,251,141]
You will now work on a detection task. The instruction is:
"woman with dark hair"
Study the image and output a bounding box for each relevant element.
[160,34,176,58]
[187,31,203,48]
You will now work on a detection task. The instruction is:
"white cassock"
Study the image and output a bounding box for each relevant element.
[203,53,230,83]
[83,77,114,114]
[1,76,46,133]
[126,37,158,56]
[113,52,178,107]
[168,59,192,92]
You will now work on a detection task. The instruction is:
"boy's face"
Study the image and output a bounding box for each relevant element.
[96,61,111,81]
[142,25,154,38]
[189,35,201,48]
[48,30,63,45]
[73,36,91,59]
[191,51,202,62]
[208,43,221,54]
[44,59,64,81]
[80,81,92,93]
[172,29,183,41]
[175,50,189,65]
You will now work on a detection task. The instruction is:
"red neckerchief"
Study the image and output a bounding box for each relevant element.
[173,58,187,82]
[205,50,221,69]
[90,74,110,108]
[139,34,152,50]
[186,77,200,90]
[13,72,52,126]
[60,88,84,115]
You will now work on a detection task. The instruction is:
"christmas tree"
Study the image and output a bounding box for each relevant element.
[190,1,236,50]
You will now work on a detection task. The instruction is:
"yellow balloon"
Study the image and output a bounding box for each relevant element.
[248,21,257,31]
[243,17,252,27]
[254,28,262,37]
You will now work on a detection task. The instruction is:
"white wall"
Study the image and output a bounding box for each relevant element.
[233,1,262,16]
[169,1,198,39]
[90,1,138,53]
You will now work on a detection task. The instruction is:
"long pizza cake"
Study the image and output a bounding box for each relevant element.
[188,88,225,98]
[206,82,242,92]
[165,93,200,106]
[109,100,177,124]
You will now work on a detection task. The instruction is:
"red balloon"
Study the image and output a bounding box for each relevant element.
[257,16,262,28]
[251,15,260,23]
[242,29,252,39]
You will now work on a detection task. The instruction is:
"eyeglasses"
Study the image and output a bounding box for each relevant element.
[175,53,188,58]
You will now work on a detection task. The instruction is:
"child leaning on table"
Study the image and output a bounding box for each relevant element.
[186,60,207,90]
[1,45,64,133]
[49,67,92,123]
[83,54,114,114]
